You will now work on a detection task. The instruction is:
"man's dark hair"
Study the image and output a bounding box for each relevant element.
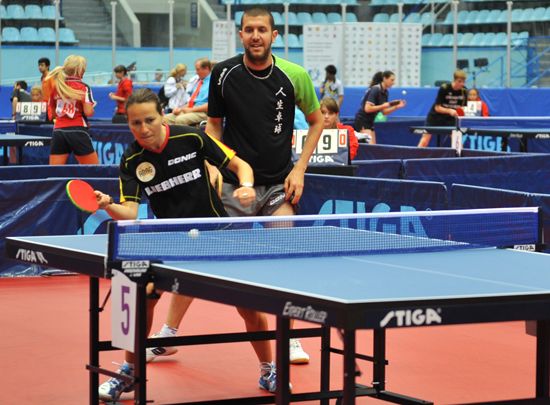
[114,64,128,75]
[241,7,274,30]
[38,57,50,68]
[196,57,212,71]
[16,80,28,90]
[126,88,163,115]
[325,65,337,75]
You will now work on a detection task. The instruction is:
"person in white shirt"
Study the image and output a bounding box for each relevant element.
[164,63,189,113]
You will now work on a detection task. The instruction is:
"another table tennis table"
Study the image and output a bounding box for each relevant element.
[7,209,550,405]
[0,133,51,165]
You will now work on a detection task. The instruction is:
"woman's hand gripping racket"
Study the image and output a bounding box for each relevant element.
[66,179,100,213]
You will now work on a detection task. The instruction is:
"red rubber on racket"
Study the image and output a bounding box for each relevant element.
[66,179,99,213]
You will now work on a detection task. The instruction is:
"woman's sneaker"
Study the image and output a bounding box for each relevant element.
[98,363,134,402]
[259,362,292,393]
[145,332,178,363]
[289,338,310,364]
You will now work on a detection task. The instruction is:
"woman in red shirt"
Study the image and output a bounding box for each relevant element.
[47,55,99,165]
[467,88,490,117]
[109,64,133,123]
[320,97,359,161]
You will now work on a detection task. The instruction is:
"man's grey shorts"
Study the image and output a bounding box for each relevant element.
[221,183,294,217]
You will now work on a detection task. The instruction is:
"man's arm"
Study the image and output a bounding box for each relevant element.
[284,108,323,204]
[182,103,208,114]
[205,117,223,140]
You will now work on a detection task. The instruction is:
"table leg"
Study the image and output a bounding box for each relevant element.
[373,328,386,392]
[536,320,550,398]
[343,328,356,405]
[276,316,291,405]
[3,146,7,166]
[320,326,331,405]
[89,277,99,405]
[134,282,148,405]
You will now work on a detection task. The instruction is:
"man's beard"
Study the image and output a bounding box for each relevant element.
[244,43,272,65]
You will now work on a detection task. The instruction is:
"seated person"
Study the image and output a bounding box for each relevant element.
[320,97,358,161]
[163,57,211,127]
[30,85,43,102]
[418,70,467,147]
[465,88,489,117]
[11,81,31,119]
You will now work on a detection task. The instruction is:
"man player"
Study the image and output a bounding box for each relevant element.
[145,6,324,389]
[418,70,467,147]
[94,88,259,401]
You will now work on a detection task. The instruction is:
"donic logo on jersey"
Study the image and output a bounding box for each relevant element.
[379,308,442,327]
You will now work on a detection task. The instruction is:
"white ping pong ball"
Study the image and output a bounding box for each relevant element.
[402,90,407,95]
[188,229,200,238]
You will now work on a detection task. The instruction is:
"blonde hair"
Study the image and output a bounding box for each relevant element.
[30,85,43,96]
[170,63,187,78]
[453,69,467,80]
[47,55,87,101]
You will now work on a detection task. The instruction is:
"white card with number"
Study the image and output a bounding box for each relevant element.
[111,270,137,352]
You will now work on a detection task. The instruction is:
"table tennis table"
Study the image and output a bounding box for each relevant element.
[410,116,550,152]
[0,133,51,165]
[6,208,550,405]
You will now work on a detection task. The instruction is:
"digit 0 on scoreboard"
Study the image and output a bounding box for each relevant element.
[338,129,347,147]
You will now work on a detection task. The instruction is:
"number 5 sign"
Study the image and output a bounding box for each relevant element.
[111,270,137,352]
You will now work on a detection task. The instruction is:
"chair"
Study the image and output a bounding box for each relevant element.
[545,7,550,21]
[457,10,469,24]
[38,27,56,43]
[511,9,523,23]
[42,5,61,20]
[460,32,474,46]
[420,13,433,25]
[25,5,43,19]
[389,13,401,23]
[370,0,387,5]
[520,8,534,23]
[466,10,479,25]
[273,34,284,48]
[297,12,313,25]
[346,12,358,22]
[470,32,484,46]
[0,5,7,19]
[428,32,443,46]
[532,7,545,22]
[287,33,301,48]
[422,33,432,46]
[312,12,328,24]
[287,12,298,25]
[443,12,453,25]
[20,27,40,42]
[486,9,501,23]
[6,4,25,19]
[440,33,453,47]
[494,32,507,47]
[272,11,283,26]
[59,28,78,44]
[373,13,389,23]
[327,12,341,23]
[298,34,304,47]
[475,10,489,24]
[497,9,509,23]
[404,12,421,23]
[2,27,21,42]
[480,32,495,47]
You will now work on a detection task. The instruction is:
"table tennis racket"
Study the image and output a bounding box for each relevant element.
[66,179,99,213]
[389,100,401,107]
[455,107,465,117]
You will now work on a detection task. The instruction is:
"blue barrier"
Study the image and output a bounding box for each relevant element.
[403,155,550,193]
[301,174,448,216]
[355,144,456,160]
[353,160,402,179]
[0,164,118,180]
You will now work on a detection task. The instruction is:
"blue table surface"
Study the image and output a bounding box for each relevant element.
[12,234,550,304]
[0,134,51,141]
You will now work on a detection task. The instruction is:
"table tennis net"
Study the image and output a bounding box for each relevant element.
[108,208,540,261]
[458,116,550,131]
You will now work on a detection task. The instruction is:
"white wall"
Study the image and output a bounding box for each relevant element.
[126,0,169,14]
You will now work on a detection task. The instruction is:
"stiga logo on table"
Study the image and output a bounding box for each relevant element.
[136,162,156,182]
[379,308,442,327]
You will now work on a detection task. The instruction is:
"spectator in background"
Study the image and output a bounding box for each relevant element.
[353,70,405,145]
[38,57,54,103]
[163,63,188,113]
[11,81,31,119]
[319,64,344,107]
[163,57,212,127]
[466,88,489,117]
[30,85,43,102]
[320,97,358,161]
[109,65,133,123]
[418,70,467,147]
[154,69,164,83]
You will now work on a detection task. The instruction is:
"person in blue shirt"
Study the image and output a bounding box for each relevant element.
[163,57,211,127]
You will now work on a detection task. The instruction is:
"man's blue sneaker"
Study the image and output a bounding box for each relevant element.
[98,362,135,402]
[259,362,292,393]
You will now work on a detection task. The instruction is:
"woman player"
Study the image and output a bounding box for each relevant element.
[95,88,281,401]
[353,70,406,145]
[47,55,99,165]
[320,97,359,161]
[109,64,133,123]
